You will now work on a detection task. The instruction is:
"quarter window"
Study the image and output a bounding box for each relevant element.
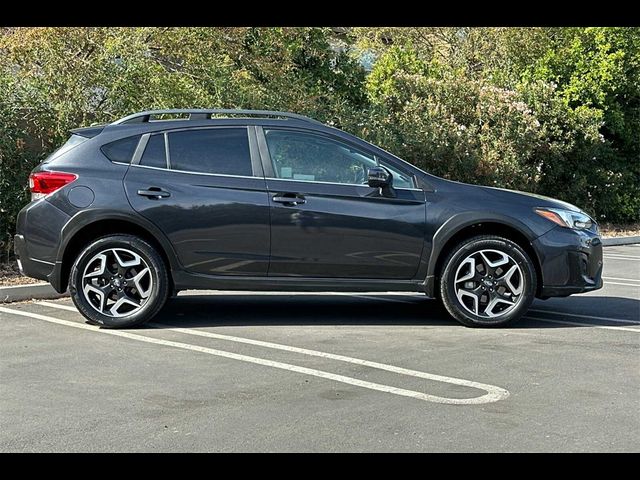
[167,128,252,176]
[101,135,141,164]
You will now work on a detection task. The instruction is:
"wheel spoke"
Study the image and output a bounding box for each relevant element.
[455,257,476,283]
[112,249,142,268]
[131,267,152,298]
[109,295,141,317]
[498,264,522,295]
[479,250,510,268]
[456,289,479,315]
[83,283,106,313]
[484,296,515,318]
[84,254,107,278]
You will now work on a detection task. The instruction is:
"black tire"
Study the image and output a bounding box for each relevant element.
[69,235,169,328]
[439,235,536,327]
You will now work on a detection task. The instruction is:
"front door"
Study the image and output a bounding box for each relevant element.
[124,126,270,276]
[260,128,426,279]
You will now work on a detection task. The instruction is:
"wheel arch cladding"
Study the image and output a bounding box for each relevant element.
[431,221,543,297]
[59,218,175,294]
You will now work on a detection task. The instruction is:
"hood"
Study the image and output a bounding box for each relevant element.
[481,186,583,213]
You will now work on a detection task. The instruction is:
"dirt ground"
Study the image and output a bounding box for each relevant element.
[0,262,44,286]
[599,222,640,238]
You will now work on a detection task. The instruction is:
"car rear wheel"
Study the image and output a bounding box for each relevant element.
[69,235,169,328]
[440,235,536,327]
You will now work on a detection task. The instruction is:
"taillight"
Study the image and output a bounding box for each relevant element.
[29,171,78,201]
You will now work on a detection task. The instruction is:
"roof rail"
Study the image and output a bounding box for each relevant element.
[111,109,325,126]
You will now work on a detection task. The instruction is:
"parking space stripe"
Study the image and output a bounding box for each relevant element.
[145,324,509,401]
[603,281,640,287]
[528,309,640,325]
[0,305,509,405]
[603,255,640,261]
[525,315,640,332]
[602,276,640,284]
[38,301,508,404]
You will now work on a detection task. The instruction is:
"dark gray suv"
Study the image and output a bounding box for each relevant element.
[14,109,603,328]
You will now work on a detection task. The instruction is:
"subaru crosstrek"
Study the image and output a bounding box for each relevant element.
[14,109,603,328]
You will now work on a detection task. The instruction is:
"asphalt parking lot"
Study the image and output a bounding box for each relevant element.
[1,244,638,452]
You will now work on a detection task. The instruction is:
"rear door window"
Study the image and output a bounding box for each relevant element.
[167,128,252,176]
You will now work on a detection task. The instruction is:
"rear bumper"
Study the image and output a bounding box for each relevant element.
[13,233,54,282]
[533,226,603,298]
[14,199,71,292]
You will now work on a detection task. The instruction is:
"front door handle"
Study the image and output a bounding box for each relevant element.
[272,193,306,206]
[137,187,171,199]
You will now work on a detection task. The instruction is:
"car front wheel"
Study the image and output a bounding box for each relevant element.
[440,235,537,327]
[69,235,169,328]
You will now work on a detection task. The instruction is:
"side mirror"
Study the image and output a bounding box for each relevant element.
[367,166,392,188]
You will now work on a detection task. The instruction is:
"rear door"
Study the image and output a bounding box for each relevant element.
[124,126,271,276]
[259,127,426,279]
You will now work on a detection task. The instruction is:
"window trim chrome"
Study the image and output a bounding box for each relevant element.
[128,162,261,180]
[130,134,150,165]
[164,132,171,169]
[263,176,423,191]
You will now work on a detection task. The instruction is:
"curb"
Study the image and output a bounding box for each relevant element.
[0,283,68,303]
[602,236,640,246]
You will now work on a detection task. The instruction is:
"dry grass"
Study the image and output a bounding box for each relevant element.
[599,222,640,238]
[0,261,44,286]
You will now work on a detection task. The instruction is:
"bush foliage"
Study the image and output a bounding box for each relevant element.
[1,27,638,252]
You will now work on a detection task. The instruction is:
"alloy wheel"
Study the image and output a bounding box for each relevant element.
[81,248,153,317]
[454,249,524,319]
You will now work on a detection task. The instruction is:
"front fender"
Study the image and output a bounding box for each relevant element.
[423,211,548,297]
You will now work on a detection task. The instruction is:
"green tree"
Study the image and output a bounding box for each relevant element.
[0,27,367,248]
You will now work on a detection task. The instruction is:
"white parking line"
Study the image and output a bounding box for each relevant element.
[525,315,640,333]
[528,308,640,325]
[603,255,640,261]
[603,281,640,287]
[1,305,509,405]
[602,276,640,284]
[144,324,509,402]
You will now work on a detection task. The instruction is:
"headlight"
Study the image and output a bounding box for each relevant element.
[535,208,593,230]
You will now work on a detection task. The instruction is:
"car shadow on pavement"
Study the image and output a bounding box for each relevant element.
[532,295,640,317]
[143,294,640,329]
[146,294,450,327]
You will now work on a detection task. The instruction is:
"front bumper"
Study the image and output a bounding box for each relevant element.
[533,226,603,298]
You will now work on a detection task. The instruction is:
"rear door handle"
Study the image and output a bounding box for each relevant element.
[272,193,306,206]
[137,187,170,199]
